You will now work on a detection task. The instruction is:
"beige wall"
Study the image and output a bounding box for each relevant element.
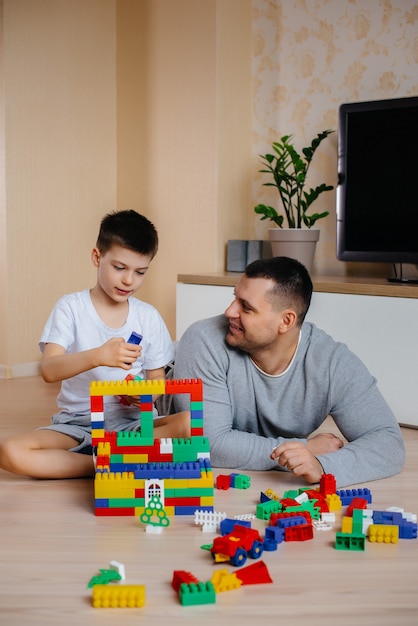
[1,0,117,375]
[1,0,417,376]
[116,0,253,333]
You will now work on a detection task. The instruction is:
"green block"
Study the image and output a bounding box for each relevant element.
[256,499,281,520]
[190,401,204,410]
[172,437,210,462]
[352,509,365,534]
[173,488,214,498]
[190,418,204,429]
[179,581,216,606]
[283,489,301,499]
[116,430,154,447]
[108,498,144,508]
[233,474,251,489]
[335,532,366,551]
[285,501,321,520]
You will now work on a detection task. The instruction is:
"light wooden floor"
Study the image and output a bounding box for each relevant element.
[1,376,418,625]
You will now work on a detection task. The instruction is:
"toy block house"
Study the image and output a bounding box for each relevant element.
[90,378,214,517]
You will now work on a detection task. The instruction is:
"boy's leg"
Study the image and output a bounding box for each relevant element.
[0,430,94,479]
[153,411,191,439]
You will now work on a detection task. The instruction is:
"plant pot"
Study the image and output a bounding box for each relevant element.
[268,228,320,274]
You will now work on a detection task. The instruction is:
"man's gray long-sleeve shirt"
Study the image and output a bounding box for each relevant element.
[173,315,405,487]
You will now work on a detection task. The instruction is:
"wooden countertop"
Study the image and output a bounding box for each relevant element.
[178,272,418,299]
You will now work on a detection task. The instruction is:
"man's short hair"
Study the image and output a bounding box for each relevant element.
[96,210,158,257]
[245,256,313,324]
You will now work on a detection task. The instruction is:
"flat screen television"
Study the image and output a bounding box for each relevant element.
[336,95,418,283]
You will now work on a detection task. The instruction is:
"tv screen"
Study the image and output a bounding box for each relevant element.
[336,96,418,276]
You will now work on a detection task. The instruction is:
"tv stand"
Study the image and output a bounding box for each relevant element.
[388,277,418,284]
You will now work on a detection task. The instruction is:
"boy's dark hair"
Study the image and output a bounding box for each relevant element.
[96,210,159,257]
[245,256,313,325]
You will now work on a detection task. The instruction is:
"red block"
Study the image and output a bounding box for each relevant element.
[347,497,368,516]
[216,475,232,490]
[90,395,104,412]
[172,570,199,592]
[284,524,314,541]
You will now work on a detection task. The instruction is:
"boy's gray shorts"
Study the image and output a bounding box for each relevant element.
[37,406,158,455]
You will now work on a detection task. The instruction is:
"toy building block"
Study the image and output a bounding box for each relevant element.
[256,499,282,520]
[211,569,242,592]
[335,532,366,551]
[325,493,342,512]
[109,560,125,581]
[284,524,314,542]
[172,570,199,592]
[92,584,146,608]
[235,560,273,585]
[229,473,251,489]
[314,519,333,532]
[219,518,251,536]
[140,495,170,527]
[179,581,216,606]
[265,487,280,500]
[352,508,365,534]
[264,525,285,548]
[347,497,368,516]
[216,474,231,490]
[368,524,399,544]
[336,487,372,506]
[319,473,336,495]
[87,569,122,588]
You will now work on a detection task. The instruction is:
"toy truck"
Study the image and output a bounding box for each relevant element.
[210,524,264,567]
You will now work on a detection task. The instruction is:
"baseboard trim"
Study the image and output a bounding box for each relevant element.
[0,362,41,379]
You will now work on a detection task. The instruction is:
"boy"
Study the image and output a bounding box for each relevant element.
[0,210,189,479]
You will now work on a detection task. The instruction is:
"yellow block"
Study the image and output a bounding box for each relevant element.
[369,524,399,544]
[341,516,353,533]
[91,379,165,397]
[92,584,146,608]
[325,493,342,511]
[200,497,215,506]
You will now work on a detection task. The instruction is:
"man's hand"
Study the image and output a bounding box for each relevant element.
[306,433,344,456]
[270,433,344,483]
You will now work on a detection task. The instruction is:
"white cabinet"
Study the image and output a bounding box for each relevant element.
[176,279,418,427]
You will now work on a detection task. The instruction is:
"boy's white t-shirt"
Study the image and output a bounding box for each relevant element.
[39,290,174,414]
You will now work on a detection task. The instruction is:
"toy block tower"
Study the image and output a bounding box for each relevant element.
[91,378,214,517]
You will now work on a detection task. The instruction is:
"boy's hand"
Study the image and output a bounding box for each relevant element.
[270,434,343,484]
[99,337,142,369]
[119,395,141,408]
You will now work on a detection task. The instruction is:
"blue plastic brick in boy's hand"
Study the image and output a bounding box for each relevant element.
[127,332,143,345]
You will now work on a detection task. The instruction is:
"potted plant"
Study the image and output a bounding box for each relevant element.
[254,130,335,272]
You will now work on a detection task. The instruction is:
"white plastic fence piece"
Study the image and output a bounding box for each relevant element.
[194,510,227,526]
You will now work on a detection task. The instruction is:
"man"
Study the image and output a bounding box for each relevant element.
[173,256,405,487]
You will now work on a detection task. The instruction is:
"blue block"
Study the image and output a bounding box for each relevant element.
[173,462,202,479]
[265,526,285,544]
[133,463,175,478]
[399,521,418,539]
[95,499,109,507]
[219,518,251,536]
[174,506,214,516]
[336,488,372,505]
[276,515,307,529]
